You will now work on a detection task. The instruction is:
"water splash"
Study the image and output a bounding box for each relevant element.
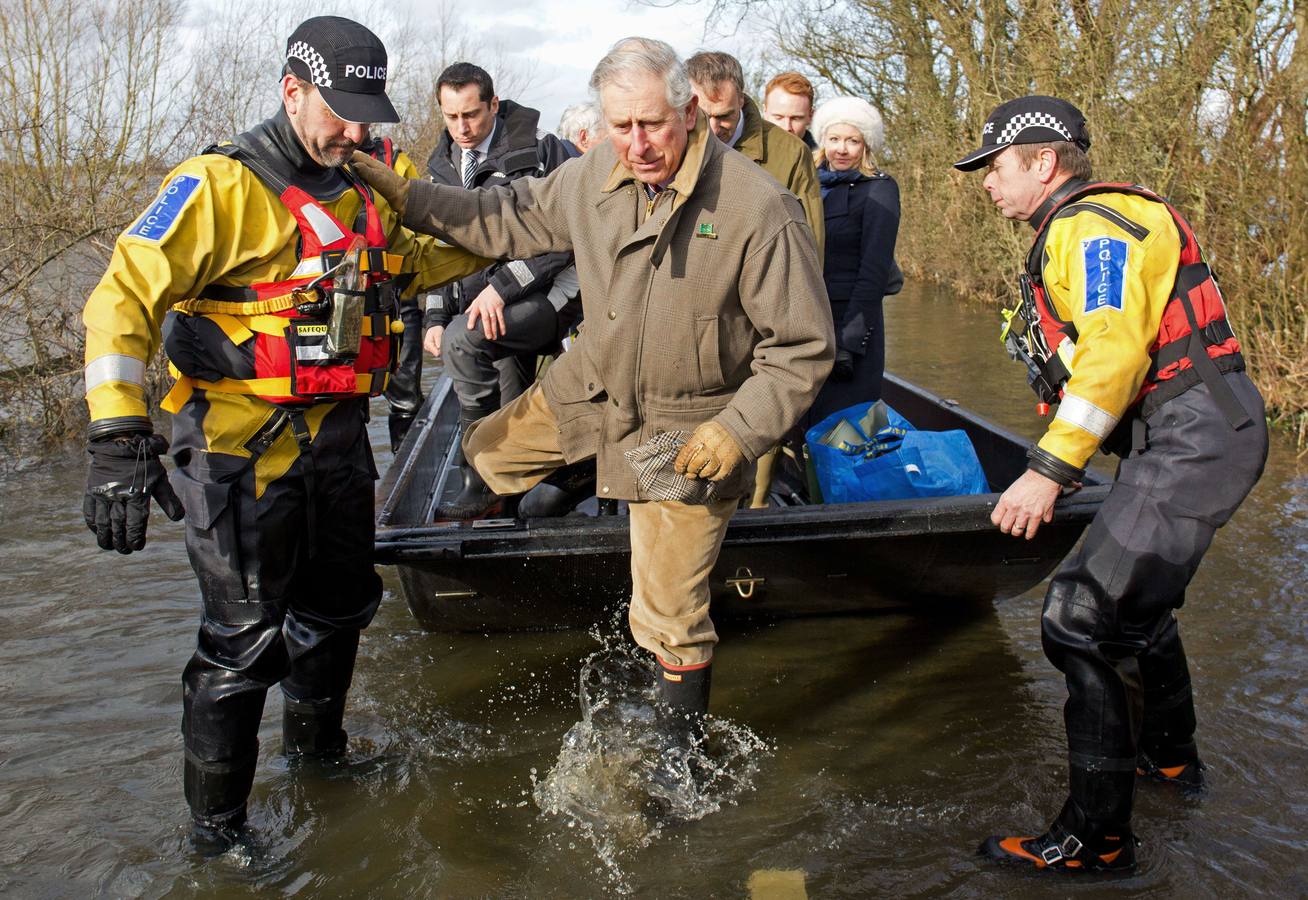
[531,616,771,886]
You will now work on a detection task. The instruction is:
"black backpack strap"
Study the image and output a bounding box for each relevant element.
[204,140,293,197]
[1168,272,1251,429]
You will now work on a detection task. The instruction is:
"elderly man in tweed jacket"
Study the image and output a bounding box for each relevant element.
[352,37,832,742]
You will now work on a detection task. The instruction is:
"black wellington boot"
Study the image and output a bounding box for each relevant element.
[436,463,504,520]
[185,747,258,856]
[646,657,713,811]
[388,412,417,453]
[979,770,1138,874]
[435,424,504,520]
[656,656,712,741]
[281,628,357,761]
[518,459,598,518]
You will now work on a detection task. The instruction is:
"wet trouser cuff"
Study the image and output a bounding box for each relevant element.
[1068,759,1137,827]
[282,695,348,757]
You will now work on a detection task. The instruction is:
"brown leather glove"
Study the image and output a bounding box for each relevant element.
[350,150,410,218]
[673,420,746,482]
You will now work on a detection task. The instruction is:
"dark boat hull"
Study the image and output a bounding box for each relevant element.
[376,374,1109,632]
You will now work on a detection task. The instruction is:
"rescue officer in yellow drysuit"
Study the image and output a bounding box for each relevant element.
[80,16,485,850]
[954,96,1268,873]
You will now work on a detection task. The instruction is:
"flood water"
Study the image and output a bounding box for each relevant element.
[2,285,1305,897]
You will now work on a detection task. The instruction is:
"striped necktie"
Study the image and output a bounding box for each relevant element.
[462,149,480,188]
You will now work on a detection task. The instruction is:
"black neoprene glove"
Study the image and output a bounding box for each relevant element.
[84,433,185,554]
[830,349,855,382]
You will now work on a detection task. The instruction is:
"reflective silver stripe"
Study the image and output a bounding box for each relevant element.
[85,354,146,392]
[291,257,325,278]
[424,293,444,312]
[1056,393,1119,440]
[300,204,346,246]
[296,345,329,361]
[507,259,534,288]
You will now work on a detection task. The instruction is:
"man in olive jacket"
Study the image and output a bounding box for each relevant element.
[687,50,824,259]
[352,37,832,746]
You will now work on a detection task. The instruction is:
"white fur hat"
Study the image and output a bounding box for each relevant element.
[812,96,885,157]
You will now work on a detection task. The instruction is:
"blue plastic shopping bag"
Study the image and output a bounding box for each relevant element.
[805,401,990,503]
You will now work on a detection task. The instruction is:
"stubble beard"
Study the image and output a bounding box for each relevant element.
[313,139,358,169]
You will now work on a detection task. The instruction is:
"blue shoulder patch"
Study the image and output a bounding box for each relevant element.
[1082,236,1128,313]
[127,174,202,242]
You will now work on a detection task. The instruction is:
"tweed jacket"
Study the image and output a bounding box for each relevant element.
[735,96,825,261]
[402,112,834,500]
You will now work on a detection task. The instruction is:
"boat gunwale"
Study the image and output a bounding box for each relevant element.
[375,372,1109,565]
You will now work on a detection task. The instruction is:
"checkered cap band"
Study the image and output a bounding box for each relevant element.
[288,40,332,88]
[624,431,721,505]
[997,111,1071,145]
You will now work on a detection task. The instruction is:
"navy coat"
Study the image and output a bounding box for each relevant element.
[805,167,900,428]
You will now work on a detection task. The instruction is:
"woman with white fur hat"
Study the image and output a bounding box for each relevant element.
[804,96,901,427]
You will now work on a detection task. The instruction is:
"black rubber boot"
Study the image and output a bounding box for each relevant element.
[281,628,357,759]
[654,658,713,756]
[647,657,713,809]
[283,695,348,758]
[388,412,417,453]
[184,747,257,856]
[435,419,504,520]
[656,656,712,740]
[436,462,503,520]
[518,459,597,518]
[979,770,1138,873]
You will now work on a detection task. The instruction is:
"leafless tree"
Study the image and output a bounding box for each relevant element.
[655,0,1307,443]
[0,0,533,449]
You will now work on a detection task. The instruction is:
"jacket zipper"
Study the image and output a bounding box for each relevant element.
[1063,201,1150,242]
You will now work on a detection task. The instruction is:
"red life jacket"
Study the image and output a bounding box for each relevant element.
[367,137,395,168]
[162,146,402,411]
[1017,182,1247,426]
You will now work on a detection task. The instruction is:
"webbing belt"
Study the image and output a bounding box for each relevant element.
[197,251,404,303]
[160,371,382,413]
[1146,319,1236,380]
[174,295,305,316]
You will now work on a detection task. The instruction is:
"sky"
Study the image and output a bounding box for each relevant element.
[470,0,769,131]
[179,0,778,142]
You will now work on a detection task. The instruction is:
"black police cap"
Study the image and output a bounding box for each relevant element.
[954,95,1090,172]
[285,16,399,125]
